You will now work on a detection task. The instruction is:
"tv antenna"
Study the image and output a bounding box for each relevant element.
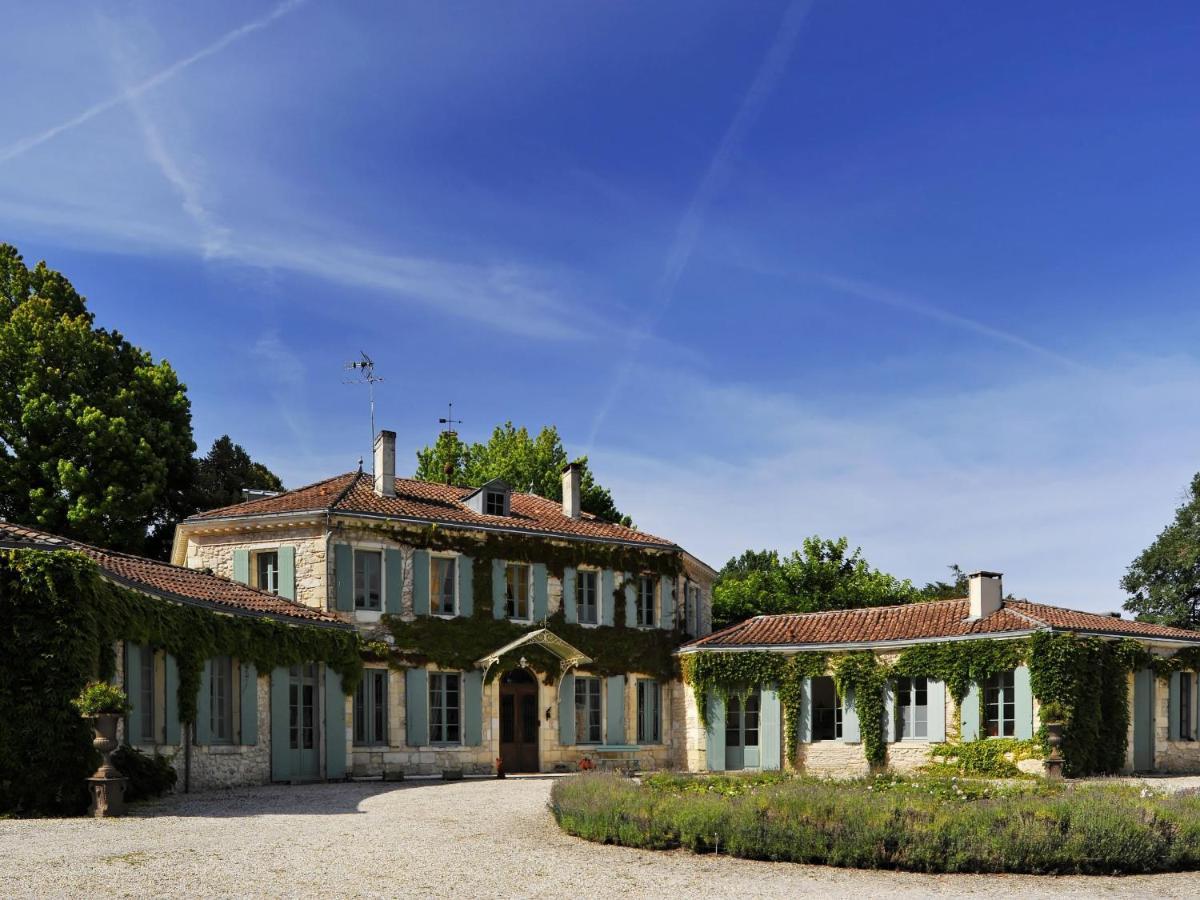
[344,352,384,470]
[438,402,462,436]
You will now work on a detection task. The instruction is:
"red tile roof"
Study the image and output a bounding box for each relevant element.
[187,471,677,548]
[684,597,1200,650]
[0,521,346,627]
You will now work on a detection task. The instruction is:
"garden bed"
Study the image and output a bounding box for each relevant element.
[550,772,1200,875]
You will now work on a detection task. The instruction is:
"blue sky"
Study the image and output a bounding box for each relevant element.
[4,1,1200,611]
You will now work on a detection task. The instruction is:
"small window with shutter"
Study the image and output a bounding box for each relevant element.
[254,551,279,594]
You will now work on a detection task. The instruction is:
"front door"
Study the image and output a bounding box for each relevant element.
[499,668,539,773]
[1133,667,1155,772]
[724,694,760,771]
[288,663,321,780]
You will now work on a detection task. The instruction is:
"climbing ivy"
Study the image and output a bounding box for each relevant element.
[892,640,1028,704]
[833,653,889,768]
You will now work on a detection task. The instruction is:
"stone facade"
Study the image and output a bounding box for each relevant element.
[1153,670,1200,773]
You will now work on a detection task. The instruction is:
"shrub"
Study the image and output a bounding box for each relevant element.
[72,682,131,716]
[111,746,177,802]
[549,773,1200,875]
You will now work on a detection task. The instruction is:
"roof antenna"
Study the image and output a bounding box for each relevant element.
[344,352,384,474]
[437,403,463,484]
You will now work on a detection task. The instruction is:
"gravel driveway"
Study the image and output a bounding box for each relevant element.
[3,776,1200,898]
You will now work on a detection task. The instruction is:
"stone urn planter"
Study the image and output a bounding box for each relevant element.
[1043,722,1065,780]
[86,713,129,817]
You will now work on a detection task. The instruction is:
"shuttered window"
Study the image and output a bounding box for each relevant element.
[637,679,661,744]
[354,550,382,610]
[576,571,598,625]
[354,669,388,746]
[255,551,279,594]
[505,563,531,620]
[810,676,842,741]
[211,656,235,744]
[574,676,602,743]
[985,671,1016,737]
[429,672,461,744]
[896,677,929,739]
[431,557,457,616]
[636,576,656,627]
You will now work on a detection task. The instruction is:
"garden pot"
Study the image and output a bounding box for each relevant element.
[1043,721,1065,780]
[86,713,128,817]
[90,713,122,779]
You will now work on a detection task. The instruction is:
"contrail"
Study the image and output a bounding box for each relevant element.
[586,0,814,449]
[0,0,306,165]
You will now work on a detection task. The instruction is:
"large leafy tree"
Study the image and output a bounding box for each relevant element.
[192,435,285,512]
[712,537,920,630]
[917,564,969,601]
[0,244,194,554]
[1123,473,1200,628]
[414,422,630,525]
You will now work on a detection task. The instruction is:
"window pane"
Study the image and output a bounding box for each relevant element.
[726,696,741,747]
[257,552,279,594]
[577,571,598,624]
[355,551,382,610]
[432,558,456,615]
[506,564,529,619]
[744,694,760,747]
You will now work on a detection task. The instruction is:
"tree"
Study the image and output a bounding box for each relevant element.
[918,564,969,601]
[0,244,194,554]
[192,435,285,512]
[414,422,630,525]
[1123,473,1200,628]
[711,537,920,630]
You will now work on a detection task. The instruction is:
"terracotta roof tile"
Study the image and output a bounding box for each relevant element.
[0,521,346,627]
[685,598,1200,650]
[189,471,676,548]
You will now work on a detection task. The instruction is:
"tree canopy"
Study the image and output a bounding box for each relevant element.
[1123,472,1200,628]
[414,423,629,525]
[191,435,285,513]
[711,537,921,630]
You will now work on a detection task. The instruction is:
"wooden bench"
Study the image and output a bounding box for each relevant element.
[592,745,643,774]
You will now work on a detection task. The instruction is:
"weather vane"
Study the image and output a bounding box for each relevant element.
[438,402,462,436]
[344,352,384,470]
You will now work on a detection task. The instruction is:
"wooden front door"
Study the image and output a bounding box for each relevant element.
[499,668,539,773]
[724,694,760,771]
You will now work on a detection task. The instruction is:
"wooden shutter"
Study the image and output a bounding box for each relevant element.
[324,666,345,779]
[270,667,290,782]
[705,693,726,771]
[1014,665,1034,740]
[464,670,483,746]
[623,573,635,626]
[883,680,896,743]
[125,643,142,744]
[1169,672,1181,741]
[841,686,860,743]
[562,568,577,624]
[458,555,474,617]
[798,677,812,743]
[333,544,354,612]
[232,549,250,585]
[278,546,296,600]
[532,563,549,621]
[405,668,428,747]
[195,658,213,745]
[659,575,675,629]
[927,679,947,742]
[491,559,506,618]
[600,570,615,626]
[164,653,181,745]
[961,682,981,741]
[558,672,576,745]
[411,549,430,615]
[384,548,403,615]
[240,662,258,745]
[761,687,782,770]
[605,675,625,744]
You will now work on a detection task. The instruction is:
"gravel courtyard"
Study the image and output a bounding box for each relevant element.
[4,776,1200,898]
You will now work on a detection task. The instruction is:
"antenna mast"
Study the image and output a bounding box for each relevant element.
[344,352,384,472]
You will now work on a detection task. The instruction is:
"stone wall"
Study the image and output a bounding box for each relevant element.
[1153,671,1200,773]
[184,524,328,612]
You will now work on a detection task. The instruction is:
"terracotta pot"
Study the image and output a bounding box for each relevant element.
[1045,722,1065,756]
[90,713,122,779]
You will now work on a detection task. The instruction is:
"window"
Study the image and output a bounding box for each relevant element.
[139,646,156,743]
[210,656,235,744]
[431,556,457,616]
[354,669,388,746]
[255,551,279,594]
[574,676,603,743]
[485,491,506,516]
[506,563,531,620]
[429,672,461,744]
[896,676,928,740]
[984,671,1016,737]
[726,694,760,747]
[576,570,598,625]
[636,575,656,628]
[1182,674,1194,742]
[354,549,382,611]
[637,679,661,744]
[686,584,701,635]
[810,676,841,741]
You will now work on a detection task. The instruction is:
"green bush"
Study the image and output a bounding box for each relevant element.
[72,681,131,716]
[111,746,178,802]
[550,773,1200,875]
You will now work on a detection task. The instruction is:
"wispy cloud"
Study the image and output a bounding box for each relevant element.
[0,0,305,166]
[587,0,815,447]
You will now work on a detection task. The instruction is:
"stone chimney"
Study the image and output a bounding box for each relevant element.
[373,430,396,497]
[561,462,581,519]
[968,571,1003,620]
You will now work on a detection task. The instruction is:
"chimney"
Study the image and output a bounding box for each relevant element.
[561,462,581,519]
[373,430,396,497]
[968,571,1003,620]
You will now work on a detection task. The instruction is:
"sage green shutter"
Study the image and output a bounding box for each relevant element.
[562,568,577,624]
[464,670,483,746]
[961,682,981,741]
[761,687,782,770]
[841,686,860,743]
[164,653,181,744]
[458,555,474,617]
[405,668,428,746]
[125,643,142,744]
[324,666,345,779]
[705,693,726,770]
[927,679,947,741]
[559,672,576,744]
[623,573,635,626]
[883,681,896,743]
[1014,665,1034,740]
[659,575,675,629]
[491,559,506,618]
[384,548,403,614]
[1169,672,1181,741]
[412,549,430,615]
[277,546,296,600]
[798,677,812,743]
[532,563,549,621]
[334,543,354,612]
[605,675,625,744]
[240,662,258,745]
[270,667,290,781]
[600,570,615,626]
[195,658,212,745]
[232,549,250,585]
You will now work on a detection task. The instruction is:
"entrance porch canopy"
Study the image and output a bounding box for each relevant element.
[475,628,592,677]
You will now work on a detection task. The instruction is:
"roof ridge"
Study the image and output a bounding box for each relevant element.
[773,597,967,619]
[189,471,355,519]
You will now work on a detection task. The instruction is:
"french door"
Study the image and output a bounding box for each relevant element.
[725,693,760,770]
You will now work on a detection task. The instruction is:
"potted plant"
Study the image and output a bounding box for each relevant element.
[72,682,131,778]
[1039,701,1067,779]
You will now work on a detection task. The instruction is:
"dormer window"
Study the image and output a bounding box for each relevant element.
[485,491,506,516]
[464,478,511,517]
